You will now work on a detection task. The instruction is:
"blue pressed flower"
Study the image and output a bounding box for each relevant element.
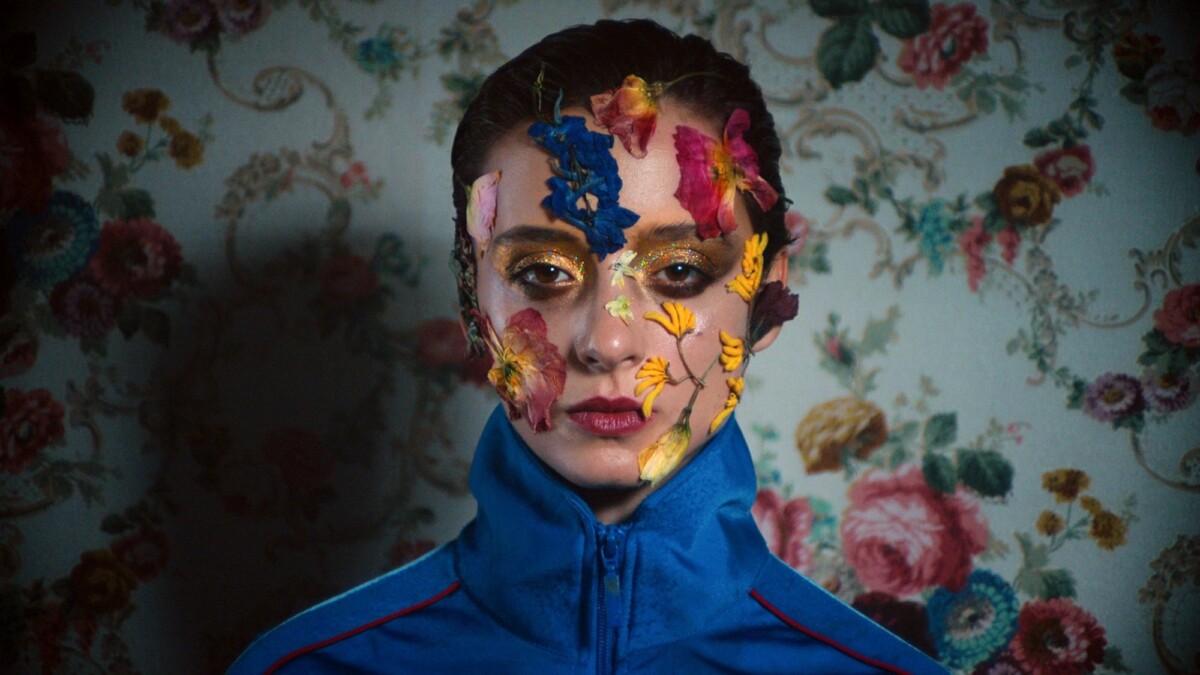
[926,568,1019,670]
[913,200,954,275]
[6,190,100,290]
[529,111,639,258]
[356,38,399,74]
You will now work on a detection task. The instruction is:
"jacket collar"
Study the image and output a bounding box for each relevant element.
[454,406,770,657]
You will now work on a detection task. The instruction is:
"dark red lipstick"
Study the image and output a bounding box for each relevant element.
[567,397,649,436]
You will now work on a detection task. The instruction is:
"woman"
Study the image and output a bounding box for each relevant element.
[230,19,945,674]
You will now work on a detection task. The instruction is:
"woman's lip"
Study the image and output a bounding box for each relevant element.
[566,396,642,413]
[568,410,649,436]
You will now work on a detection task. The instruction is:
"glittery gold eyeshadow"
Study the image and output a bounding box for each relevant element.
[492,245,589,298]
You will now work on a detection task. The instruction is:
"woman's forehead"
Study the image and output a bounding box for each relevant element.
[482,105,747,251]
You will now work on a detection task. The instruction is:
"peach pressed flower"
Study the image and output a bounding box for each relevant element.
[466,170,500,254]
[639,420,691,485]
[482,308,567,433]
[590,74,664,159]
[673,109,778,238]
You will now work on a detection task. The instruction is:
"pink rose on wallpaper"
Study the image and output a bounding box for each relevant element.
[840,462,988,597]
[996,227,1020,266]
[1009,598,1106,674]
[784,210,811,257]
[260,428,335,490]
[1153,283,1200,347]
[111,529,171,582]
[416,317,491,387]
[0,388,66,474]
[751,488,814,573]
[217,0,271,35]
[0,112,72,214]
[958,217,991,292]
[161,0,221,47]
[897,2,989,90]
[1144,62,1200,135]
[49,276,120,339]
[319,254,379,304]
[1034,145,1095,197]
[89,218,183,299]
[0,319,38,378]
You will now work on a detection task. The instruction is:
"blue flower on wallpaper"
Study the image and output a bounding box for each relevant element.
[529,113,639,258]
[356,37,402,74]
[913,200,955,275]
[6,190,100,290]
[926,568,1019,670]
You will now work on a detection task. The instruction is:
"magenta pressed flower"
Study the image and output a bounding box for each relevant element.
[481,308,567,433]
[673,109,778,239]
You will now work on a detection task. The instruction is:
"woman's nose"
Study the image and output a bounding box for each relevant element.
[572,293,643,372]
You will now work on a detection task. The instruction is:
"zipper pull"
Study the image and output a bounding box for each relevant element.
[599,527,624,629]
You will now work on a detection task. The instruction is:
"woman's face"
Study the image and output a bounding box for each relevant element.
[473,105,782,513]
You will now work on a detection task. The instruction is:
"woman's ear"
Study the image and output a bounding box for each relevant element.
[748,248,790,353]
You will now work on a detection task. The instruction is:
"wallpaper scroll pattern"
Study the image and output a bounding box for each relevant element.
[1,1,1197,673]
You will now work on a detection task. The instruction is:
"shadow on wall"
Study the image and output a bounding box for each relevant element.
[138,222,484,669]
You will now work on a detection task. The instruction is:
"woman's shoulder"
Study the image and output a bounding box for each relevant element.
[226,544,459,674]
[742,557,949,675]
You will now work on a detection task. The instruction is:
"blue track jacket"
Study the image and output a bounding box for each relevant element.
[229,407,946,674]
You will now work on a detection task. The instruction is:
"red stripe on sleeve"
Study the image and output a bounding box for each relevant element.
[749,588,911,675]
[265,581,463,674]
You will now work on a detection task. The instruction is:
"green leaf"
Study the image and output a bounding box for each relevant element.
[859,306,900,357]
[923,412,957,450]
[825,185,860,205]
[1033,568,1077,599]
[1103,646,1133,673]
[816,17,880,89]
[976,88,997,114]
[1023,128,1056,148]
[872,0,930,39]
[922,453,957,494]
[810,0,868,18]
[1015,531,1049,568]
[117,189,156,219]
[33,69,95,121]
[140,307,171,345]
[958,449,1013,497]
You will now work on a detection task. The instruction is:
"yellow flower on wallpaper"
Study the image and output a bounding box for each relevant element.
[726,232,767,302]
[168,130,205,169]
[719,330,744,371]
[117,131,145,158]
[709,377,744,433]
[635,356,671,418]
[1036,510,1065,536]
[1089,510,1128,550]
[121,87,170,123]
[1042,468,1090,503]
[793,397,888,474]
[645,301,696,338]
[1079,495,1103,514]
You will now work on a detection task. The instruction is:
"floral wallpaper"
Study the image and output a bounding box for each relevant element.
[2,0,1197,673]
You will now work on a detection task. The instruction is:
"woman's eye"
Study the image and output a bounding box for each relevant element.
[651,263,710,297]
[516,263,573,287]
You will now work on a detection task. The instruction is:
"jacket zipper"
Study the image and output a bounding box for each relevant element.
[595,523,627,675]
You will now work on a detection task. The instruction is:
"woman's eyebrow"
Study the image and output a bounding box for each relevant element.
[637,223,735,249]
[491,225,583,248]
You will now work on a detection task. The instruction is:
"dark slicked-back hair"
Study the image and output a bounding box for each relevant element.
[450,18,789,316]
